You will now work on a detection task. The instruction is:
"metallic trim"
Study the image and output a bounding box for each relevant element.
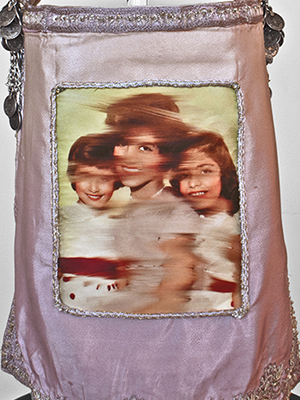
[23,1,263,34]
[0,299,66,400]
[233,300,300,399]
[1,299,32,388]
[50,79,249,320]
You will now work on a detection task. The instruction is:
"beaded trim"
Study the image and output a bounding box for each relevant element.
[22,0,263,34]
[1,300,66,400]
[50,79,249,320]
[233,300,300,400]
[1,299,32,389]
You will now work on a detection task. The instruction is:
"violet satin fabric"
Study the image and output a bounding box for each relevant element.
[2,1,300,399]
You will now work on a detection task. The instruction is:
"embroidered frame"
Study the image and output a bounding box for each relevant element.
[23,0,263,34]
[50,79,249,319]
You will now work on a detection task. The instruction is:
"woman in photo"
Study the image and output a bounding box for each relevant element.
[105,93,200,314]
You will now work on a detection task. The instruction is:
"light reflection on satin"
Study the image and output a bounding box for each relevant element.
[7,12,299,400]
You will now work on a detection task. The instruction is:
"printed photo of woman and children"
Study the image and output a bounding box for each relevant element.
[54,84,243,316]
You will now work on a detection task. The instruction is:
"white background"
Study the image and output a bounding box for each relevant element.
[0,0,299,399]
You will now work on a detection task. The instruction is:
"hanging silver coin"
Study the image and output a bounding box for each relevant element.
[6,34,23,52]
[264,26,281,48]
[1,36,10,50]
[278,31,285,47]
[0,18,22,40]
[9,109,22,131]
[0,6,16,28]
[4,94,17,117]
[265,12,285,32]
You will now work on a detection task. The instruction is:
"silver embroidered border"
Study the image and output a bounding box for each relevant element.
[50,79,249,320]
[22,0,263,34]
[1,300,66,400]
[233,299,300,400]
[1,299,32,388]
[30,390,66,400]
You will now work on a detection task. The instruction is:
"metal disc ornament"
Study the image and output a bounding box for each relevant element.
[9,109,22,131]
[0,6,16,27]
[264,25,282,48]
[6,34,23,52]
[278,31,285,47]
[0,18,22,40]
[4,94,17,117]
[1,36,10,51]
[265,12,285,32]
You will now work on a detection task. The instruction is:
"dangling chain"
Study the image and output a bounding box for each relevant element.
[0,0,24,131]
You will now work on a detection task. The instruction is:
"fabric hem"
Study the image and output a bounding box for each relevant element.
[2,297,300,399]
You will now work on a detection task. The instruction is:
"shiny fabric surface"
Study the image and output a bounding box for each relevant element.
[2,1,300,399]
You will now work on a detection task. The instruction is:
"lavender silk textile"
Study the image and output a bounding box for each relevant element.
[1,1,300,399]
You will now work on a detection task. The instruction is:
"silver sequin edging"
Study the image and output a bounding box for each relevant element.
[50,79,249,320]
[233,299,300,399]
[1,299,32,388]
[1,299,66,400]
[22,0,263,34]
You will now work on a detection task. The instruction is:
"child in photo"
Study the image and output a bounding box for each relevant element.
[58,133,128,312]
[171,130,241,311]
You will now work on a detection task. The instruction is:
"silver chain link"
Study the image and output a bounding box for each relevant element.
[6,48,24,104]
[1,0,24,131]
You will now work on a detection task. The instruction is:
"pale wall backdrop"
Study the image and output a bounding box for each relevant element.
[0,0,299,398]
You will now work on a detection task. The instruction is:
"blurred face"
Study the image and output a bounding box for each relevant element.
[178,149,222,211]
[74,165,115,209]
[113,128,166,189]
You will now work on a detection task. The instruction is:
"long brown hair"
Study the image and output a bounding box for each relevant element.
[171,131,240,215]
[105,93,191,171]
